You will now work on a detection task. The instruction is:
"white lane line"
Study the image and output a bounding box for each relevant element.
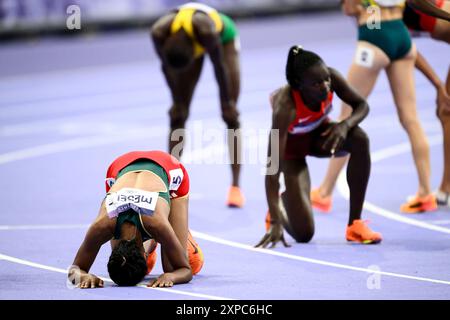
[2,107,435,138]
[0,224,89,231]
[337,134,450,234]
[0,118,448,290]
[431,220,450,225]
[0,127,165,165]
[2,224,450,287]
[0,253,232,300]
[191,231,450,286]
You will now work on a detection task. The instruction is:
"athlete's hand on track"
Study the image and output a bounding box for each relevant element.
[255,222,290,249]
[79,274,104,289]
[321,121,350,155]
[148,273,174,288]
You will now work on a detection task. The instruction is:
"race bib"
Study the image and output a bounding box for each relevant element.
[355,46,375,68]
[169,168,184,191]
[375,0,404,6]
[105,188,158,218]
[105,178,116,189]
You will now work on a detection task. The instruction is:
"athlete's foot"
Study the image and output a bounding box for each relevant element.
[145,240,158,275]
[435,190,450,208]
[310,188,332,213]
[227,186,245,208]
[346,219,382,244]
[400,194,438,213]
[187,231,204,275]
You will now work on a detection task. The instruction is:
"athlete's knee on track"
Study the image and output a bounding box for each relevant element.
[290,224,315,243]
[281,203,315,243]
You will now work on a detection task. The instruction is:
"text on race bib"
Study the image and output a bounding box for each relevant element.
[169,168,184,191]
[105,188,158,218]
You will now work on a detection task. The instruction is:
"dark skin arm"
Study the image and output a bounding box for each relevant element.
[151,14,174,60]
[68,218,113,289]
[321,67,369,154]
[407,0,450,22]
[341,0,363,16]
[194,14,237,117]
[160,196,189,273]
[150,15,181,99]
[415,51,450,113]
[148,219,192,288]
[255,86,295,248]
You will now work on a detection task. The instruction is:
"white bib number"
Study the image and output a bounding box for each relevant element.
[105,188,158,218]
[375,0,404,7]
[169,168,184,191]
[355,46,375,68]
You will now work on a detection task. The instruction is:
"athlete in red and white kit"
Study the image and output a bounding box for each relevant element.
[256,46,382,248]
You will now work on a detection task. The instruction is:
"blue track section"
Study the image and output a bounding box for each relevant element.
[1,12,449,299]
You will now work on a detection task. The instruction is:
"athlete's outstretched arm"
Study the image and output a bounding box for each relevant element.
[330,67,369,128]
[68,213,113,289]
[148,219,192,287]
[194,15,234,111]
[150,14,173,59]
[256,86,294,249]
[415,51,450,112]
[161,196,189,272]
[407,0,450,22]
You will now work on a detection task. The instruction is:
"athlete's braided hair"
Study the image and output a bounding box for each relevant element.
[108,238,147,286]
[285,45,324,89]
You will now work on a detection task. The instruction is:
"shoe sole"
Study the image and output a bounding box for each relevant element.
[311,202,331,213]
[227,203,243,208]
[401,205,438,214]
[346,238,382,244]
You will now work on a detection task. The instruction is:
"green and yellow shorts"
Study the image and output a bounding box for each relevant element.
[219,13,238,45]
[358,19,412,61]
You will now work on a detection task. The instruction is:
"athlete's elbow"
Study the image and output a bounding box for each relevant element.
[365,102,370,117]
[360,102,370,117]
[354,100,369,117]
